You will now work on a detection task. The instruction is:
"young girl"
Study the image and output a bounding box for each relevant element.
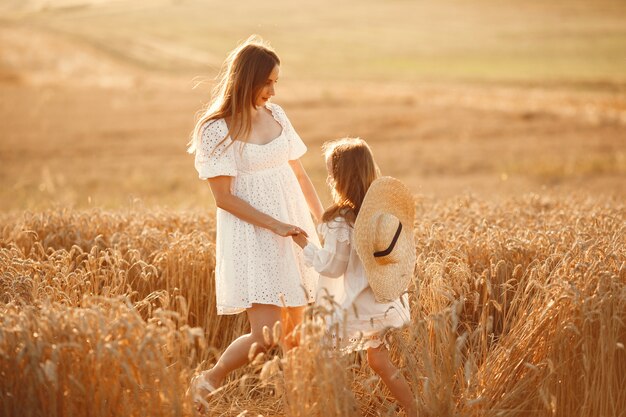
[291,138,418,416]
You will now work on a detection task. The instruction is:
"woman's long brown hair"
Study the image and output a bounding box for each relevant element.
[187,35,280,154]
[322,138,380,226]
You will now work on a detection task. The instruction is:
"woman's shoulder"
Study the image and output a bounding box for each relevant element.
[266,101,285,114]
[200,117,228,134]
[265,102,289,123]
[199,118,229,145]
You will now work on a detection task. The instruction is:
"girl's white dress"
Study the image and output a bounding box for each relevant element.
[194,102,319,315]
[303,217,411,351]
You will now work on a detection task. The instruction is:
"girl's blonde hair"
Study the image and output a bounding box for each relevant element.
[187,35,280,154]
[322,138,380,226]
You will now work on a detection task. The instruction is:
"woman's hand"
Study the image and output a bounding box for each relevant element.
[273,222,309,238]
[291,232,309,249]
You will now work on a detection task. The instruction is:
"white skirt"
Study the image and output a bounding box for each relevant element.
[214,163,319,315]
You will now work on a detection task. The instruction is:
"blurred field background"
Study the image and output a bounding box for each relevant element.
[0,0,625,210]
[1,1,625,416]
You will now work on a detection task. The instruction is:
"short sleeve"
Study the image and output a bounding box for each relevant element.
[268,103,307,160]
[194,119,237,180]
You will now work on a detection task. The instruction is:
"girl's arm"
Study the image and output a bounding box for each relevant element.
[289,159,324,224]
[208,175,307,237]
[292,230,350,279]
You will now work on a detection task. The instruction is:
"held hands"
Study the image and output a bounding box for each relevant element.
[272,221,309,248]
[274,222,309,238]
[291,232,308,249]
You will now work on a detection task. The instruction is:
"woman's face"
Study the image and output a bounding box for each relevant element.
[255,65,279,107]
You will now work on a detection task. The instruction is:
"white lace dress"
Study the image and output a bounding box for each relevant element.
[303,217,411,352]
[194,102,319,315]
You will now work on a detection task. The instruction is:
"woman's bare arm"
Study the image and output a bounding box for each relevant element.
[288,159,324,223]
[208,175,307,237]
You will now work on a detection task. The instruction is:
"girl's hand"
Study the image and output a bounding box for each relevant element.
[273,222,309,238]
[291,232,309,249]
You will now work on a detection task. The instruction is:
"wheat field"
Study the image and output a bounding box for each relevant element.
[1,0,626,416]
[1,194,624,416]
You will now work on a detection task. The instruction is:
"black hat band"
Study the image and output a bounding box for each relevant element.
[373,222,402,258]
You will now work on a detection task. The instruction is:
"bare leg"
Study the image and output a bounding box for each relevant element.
[202,304,282,388]
[367,345,418,417]
[281,306,305,350]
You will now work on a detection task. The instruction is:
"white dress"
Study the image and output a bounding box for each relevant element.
[302,217,411,351]
[194,102,319,315]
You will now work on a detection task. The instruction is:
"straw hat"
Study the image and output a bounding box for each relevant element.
[354,177,416,303]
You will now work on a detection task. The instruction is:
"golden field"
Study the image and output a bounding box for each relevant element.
[1,196,624,416]
[1,0,625,416]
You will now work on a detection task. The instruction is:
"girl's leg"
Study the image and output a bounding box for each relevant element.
[367,345,418,417]
[281,306,305,350]
[201,303,282,388]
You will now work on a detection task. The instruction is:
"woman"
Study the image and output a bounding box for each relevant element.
[187,36,323,405]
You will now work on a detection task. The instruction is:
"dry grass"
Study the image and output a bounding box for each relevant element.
[0,298,200,417]
[1,194,624,416]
